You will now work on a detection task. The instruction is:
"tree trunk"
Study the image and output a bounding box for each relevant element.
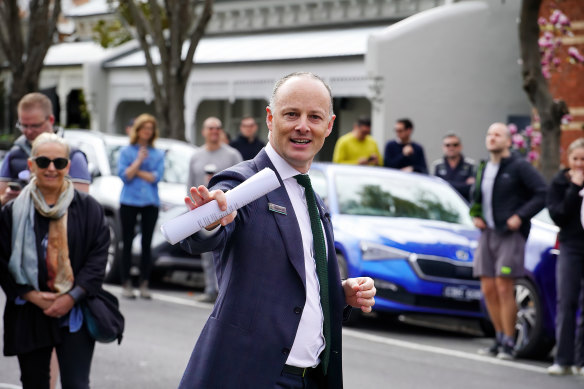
[166,78,187,141]
[9,75,40,128]
[119,0,212,141]
[0,0,61,133]
[519,0,568,181]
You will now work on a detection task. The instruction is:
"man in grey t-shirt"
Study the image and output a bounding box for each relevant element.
[469,123,546,360]
[187,117,243,302]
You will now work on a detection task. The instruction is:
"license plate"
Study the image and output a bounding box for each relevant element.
[443,286,482,301]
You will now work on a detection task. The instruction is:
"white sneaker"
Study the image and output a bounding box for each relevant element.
[547,364,576,376]
[578,366,584,376]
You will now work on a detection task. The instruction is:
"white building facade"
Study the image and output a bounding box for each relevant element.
[6,0,531,163]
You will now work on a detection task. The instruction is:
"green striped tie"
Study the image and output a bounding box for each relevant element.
[294,174,331,375]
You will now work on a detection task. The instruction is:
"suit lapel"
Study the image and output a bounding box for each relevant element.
[253,151,306,285]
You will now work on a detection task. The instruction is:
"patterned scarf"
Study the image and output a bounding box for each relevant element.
[9,176,75,293]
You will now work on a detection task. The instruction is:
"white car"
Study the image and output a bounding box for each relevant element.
[64,130,200,283]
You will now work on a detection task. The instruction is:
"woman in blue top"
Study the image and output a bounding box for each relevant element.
[118,114,164,299]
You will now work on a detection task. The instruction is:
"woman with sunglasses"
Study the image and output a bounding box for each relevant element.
[0,133,110,388]
[118,114,164,299]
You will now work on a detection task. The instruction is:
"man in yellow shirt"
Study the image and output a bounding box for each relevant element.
[332,117,382,166]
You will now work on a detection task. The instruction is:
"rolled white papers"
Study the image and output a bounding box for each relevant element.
[160,167,281,245]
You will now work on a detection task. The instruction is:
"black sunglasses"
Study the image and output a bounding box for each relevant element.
[33,156,69,170]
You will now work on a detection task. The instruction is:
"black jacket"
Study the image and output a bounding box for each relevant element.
[230,135,265,161]
[432,155,475,201]
[0,190,110,355]
[470,153,547,238]
[547,168,584,244]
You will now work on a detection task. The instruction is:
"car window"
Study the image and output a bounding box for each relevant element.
[106,143,124,175]
[309,169,327,204]
[335,172,474,227]
[163,143,195,184]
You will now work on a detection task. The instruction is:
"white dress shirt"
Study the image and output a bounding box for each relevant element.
[265,143,326,368]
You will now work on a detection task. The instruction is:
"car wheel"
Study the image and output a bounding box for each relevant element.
[513,278,554,358]
[104,216,122,284]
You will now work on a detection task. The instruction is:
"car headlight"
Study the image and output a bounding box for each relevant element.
[360,241,412,261]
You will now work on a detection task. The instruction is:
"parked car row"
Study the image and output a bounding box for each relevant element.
[308,163,559,359]
[63,130,200,284]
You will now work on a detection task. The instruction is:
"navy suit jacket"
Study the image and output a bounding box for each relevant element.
[178,150,347,389]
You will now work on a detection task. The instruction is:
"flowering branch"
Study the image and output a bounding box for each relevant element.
[538,8,584,79]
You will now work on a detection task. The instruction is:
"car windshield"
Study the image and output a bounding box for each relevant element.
[105,140,194,185]
[335,172,474,227]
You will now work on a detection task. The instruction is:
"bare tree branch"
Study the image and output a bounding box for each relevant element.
[22,0,60,88]
[182,0,213,81]
[119,0,214,139]
[122,0,164,103]
[0,1,19,64]
[148,0,169,69]
[168,0,182,79]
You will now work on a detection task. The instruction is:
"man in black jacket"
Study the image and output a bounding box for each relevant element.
[469,122,546,360]
[230,116,265,160]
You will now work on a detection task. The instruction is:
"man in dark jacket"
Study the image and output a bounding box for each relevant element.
[469,123,546,360]
[383,118,427,173]
[178,72,376,388]
[230,116,265,160]
[431,132,475,201]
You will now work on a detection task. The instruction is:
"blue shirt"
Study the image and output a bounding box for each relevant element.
[118,144,165,207]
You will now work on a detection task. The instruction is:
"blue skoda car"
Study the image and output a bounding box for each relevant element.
[309,163,558,358]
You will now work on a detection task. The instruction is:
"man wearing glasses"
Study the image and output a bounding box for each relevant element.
[431,132,475,201]
[0,93,91,204]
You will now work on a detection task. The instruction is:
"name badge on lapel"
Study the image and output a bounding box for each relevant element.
[268,203,287,215]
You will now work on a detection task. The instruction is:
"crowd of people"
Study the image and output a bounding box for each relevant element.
[0,75,582,387]
[330,115,584,376]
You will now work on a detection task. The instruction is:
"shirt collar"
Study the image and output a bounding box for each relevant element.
[265,142,306,181]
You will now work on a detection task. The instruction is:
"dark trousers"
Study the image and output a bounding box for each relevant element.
[555,242,584,367]
[274,366,325,389]
[17,326,95,389]
[120,204,159,283]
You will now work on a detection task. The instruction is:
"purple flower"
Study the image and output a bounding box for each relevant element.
[538,37,552,48]
[531,132,542,146]
[550,10,561,25]
[512,134,525,148]
[561,114,573,124]
[558,13,570,27]
[508,123,518,135]
[568,47,584,63]
[524,125,533,136]
[553,57,561,67]
[542,67,551,79]
[538,17,548,26]
[528,150,540,162]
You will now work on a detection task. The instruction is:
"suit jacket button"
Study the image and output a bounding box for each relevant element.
[294,306,303,314]
[282,348,290,355]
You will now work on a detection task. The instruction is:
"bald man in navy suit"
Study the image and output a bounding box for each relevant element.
[178,72,376,389]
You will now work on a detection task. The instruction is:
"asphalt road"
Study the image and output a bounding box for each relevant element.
[1,282,582,389]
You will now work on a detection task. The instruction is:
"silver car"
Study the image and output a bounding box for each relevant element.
[64,130,200,283]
